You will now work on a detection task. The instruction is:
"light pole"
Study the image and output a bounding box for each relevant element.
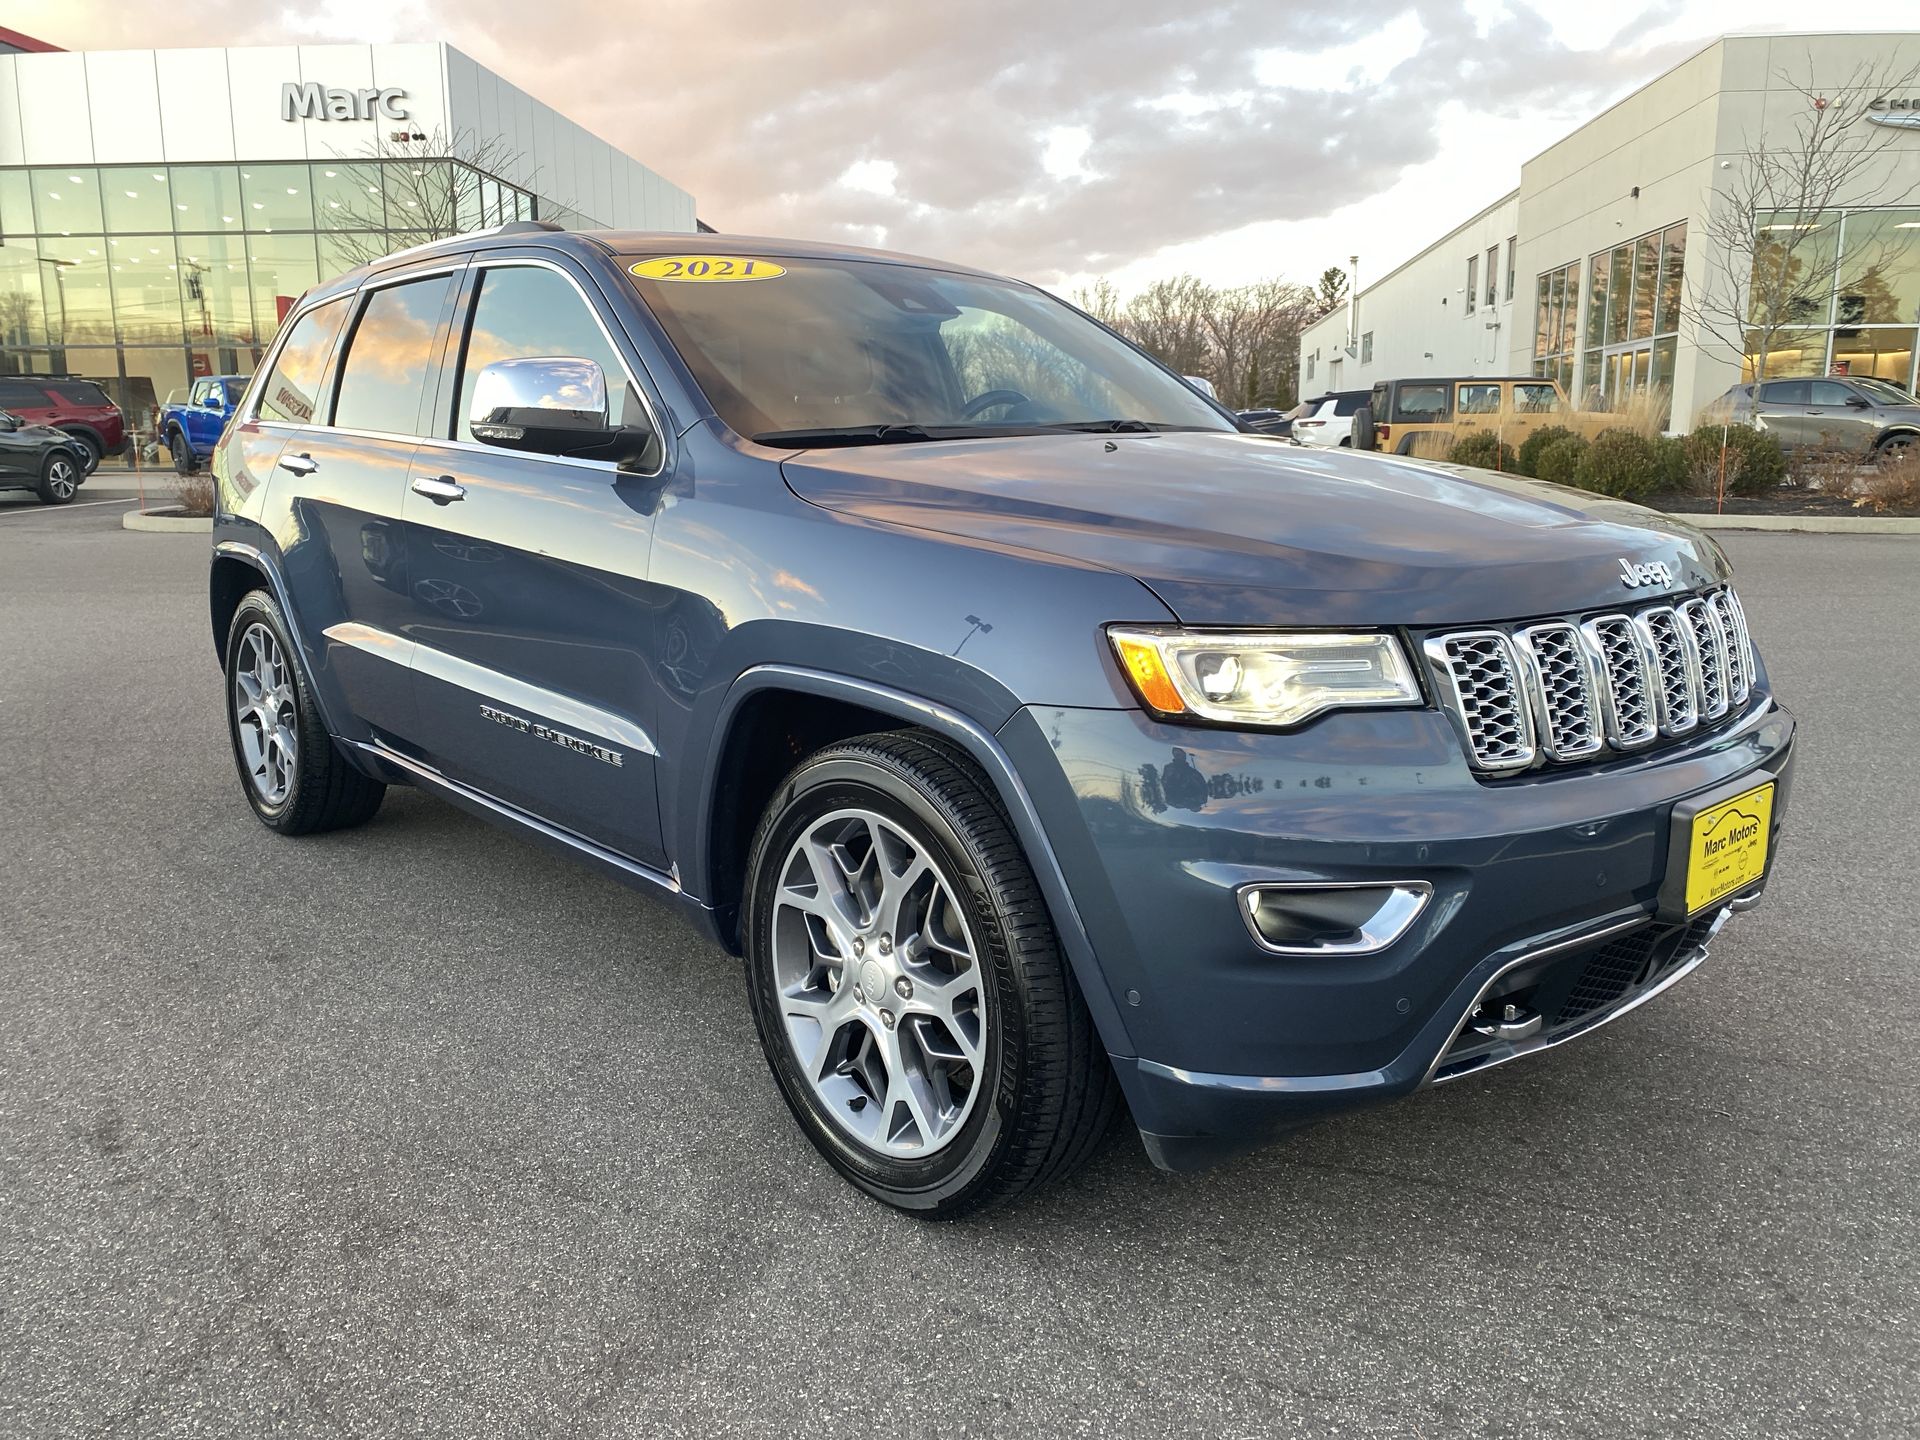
[37,255,73,370]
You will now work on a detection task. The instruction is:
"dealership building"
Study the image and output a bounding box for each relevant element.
[1299,31,1920,430]
[0,35,695,447]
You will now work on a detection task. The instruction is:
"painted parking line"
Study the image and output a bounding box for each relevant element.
[0,497,142,517]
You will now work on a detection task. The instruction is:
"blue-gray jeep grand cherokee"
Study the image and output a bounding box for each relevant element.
[207,223,1794,1216]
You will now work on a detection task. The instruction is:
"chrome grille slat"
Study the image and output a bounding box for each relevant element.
[1514,622,1603,760]
[1636,605,1699,736]
[1709,590,1752,703]
[1424,631,1535,772]
[1581,614,1658,747]
[1431,586,1755,774]
[1679,597,1730,720]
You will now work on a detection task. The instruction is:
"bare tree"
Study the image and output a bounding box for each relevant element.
[1124,274,1215,378]
[1686,57,1920,384]
[318,126,572,269]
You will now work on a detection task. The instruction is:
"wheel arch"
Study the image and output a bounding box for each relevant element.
[207,539,357,760]
[693,665,1131,1055]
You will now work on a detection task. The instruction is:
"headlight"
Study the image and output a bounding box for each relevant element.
[1107,627,1421,728]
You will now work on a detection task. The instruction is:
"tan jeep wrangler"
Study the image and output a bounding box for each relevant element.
[1352,376,1613,460]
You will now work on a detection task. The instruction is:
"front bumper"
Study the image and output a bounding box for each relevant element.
[998,693,1795,1170]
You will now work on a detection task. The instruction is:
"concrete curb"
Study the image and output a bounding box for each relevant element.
[122,505,212,534]
[1666,512,1920,534]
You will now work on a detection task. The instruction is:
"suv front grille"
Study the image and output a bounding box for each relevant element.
[1424,587,1754,775]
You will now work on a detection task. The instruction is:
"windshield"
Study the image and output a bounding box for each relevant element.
[624,253,1234,444]
[1851,376,1917,406]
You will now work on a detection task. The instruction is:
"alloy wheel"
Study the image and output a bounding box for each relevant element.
[771,807,989,1158]
[45,458,76,501]
[233,623,298,805]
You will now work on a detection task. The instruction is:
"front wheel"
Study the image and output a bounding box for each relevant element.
[64,431,101,474]
[223,589,385,834]
[741,731,1118,1217]
[35,452,78,504]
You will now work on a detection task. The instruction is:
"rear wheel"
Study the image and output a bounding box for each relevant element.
[63,431,100,474]
[223,588,385,835]
[169,428,197,476]
[35,452,78,504]
[742,731,1118,1217]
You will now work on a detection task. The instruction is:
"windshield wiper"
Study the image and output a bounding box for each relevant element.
[1041,418,1161,433]
[753,424,952,447]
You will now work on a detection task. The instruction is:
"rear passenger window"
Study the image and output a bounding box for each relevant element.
[1457,383,1500,415]
[332,274,456,436]
[1513,383,1559,413]
[257,296,350,424]
[452,265,631,443]
[0,380,41,407]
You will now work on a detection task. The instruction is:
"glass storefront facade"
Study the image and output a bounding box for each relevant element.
[1532,222,1688,418]
[1742,207,1920,389]
[0,160,538,452]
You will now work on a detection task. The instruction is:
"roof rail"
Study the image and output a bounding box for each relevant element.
[495,220,565,235]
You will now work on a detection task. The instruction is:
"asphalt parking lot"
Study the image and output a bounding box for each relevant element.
[2,498,1916,1438]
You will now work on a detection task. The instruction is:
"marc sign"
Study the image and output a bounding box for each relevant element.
[280,82,409,122]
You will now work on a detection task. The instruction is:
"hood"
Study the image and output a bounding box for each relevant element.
[780,431,1725,627]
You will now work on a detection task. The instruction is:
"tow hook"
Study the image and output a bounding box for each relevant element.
[1469,1001,1543,1042]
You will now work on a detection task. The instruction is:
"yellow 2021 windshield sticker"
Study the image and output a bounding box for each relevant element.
[629,256,786,283]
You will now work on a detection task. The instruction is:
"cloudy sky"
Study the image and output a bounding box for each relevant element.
[11,1,1920,293]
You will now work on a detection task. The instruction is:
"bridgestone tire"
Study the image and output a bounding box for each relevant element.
[223,588,385,835]
[742,730,1120,1217]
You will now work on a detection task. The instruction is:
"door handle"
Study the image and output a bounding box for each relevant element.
[277,452,317,476]
[411,474,467,505]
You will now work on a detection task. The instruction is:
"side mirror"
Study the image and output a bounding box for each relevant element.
[1846,395,1871,408]
[0,411,18,432]
[1183,374,1219,400]
[468,356,653,469]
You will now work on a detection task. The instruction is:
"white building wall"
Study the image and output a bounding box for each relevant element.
[0,42,694,232]
[1299,191,1519,396]
[1304,31,1920,428]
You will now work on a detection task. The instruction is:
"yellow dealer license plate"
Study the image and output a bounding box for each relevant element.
[1683,782,1773,914]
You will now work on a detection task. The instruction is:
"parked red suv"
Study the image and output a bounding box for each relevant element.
[0,375,125,473]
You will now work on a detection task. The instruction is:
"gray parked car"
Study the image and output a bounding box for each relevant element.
[207,224,1795,1215]
[1708,376,1920,456]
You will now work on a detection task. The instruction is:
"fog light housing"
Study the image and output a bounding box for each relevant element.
[1238,882,1432,956]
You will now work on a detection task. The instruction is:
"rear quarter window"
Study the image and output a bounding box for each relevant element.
[46,381,110,407]
[1394,383,1451,422]
[257,296,351,425]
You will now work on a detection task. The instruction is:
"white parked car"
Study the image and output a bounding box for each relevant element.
[1291,390,1373,448]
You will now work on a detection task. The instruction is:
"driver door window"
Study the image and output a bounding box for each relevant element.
[451,264,634,445]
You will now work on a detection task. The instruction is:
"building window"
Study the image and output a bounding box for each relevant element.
[1485,245,1499,309]
[1582,221,1687,411]
[1740,207,1920,388]
[1465,254,1478,316]
[1360,331,1373,364]
[1505,237,1516,302]
[1306,350,1315,381]
[1530,259,1582,395]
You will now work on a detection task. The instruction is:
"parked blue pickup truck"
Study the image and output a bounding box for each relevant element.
[161,376,248,474]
